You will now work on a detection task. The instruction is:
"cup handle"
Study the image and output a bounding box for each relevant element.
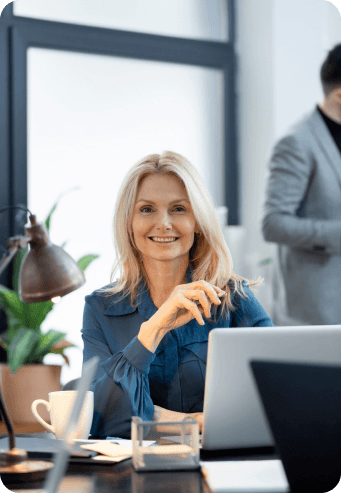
[31,399,55,434]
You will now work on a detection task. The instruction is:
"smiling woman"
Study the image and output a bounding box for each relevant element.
[131,173,200,308]
[81,151,275,438]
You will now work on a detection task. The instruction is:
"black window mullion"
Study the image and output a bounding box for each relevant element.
[11,27,27,238]
[11,20,232,69]
[0,24,12,287]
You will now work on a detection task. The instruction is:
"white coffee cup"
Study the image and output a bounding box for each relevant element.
[31,390,94,440]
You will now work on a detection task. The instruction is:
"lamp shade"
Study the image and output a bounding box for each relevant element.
[19,215,85,303]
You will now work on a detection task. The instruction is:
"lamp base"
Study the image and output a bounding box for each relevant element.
[0,457,53,484]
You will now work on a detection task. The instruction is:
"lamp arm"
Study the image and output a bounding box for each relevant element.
[0,236,30,278]
[0,205,33,277]
[0,245,20,278]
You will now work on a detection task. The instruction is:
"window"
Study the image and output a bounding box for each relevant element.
[0,0,237,383]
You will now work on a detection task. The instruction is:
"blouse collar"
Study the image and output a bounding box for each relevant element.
[104,263,193,317]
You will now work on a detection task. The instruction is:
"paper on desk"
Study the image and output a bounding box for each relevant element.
[92,454,131,463]
[200,460,290,493]
[75,438,155,447]
[81,441,132,457]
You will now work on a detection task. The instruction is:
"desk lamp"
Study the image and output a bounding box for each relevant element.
[0,205,85,482]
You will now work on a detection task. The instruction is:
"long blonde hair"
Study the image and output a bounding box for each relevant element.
[99,151,262,323]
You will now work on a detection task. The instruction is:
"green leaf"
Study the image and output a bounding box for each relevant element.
[33,329,66,361]
[0,285,26,324]
[44,187,81,233]
[45,203,57,233]
[25,331,43,364]
[21,300,54,330]
[7,327,40,373]
[0,285,54,331]
[77,254,99,272]
[12,247,28,293]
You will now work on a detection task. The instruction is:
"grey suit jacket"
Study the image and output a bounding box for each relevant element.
[261,108,341,325]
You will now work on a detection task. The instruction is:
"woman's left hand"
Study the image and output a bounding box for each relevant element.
[189,412,203,433]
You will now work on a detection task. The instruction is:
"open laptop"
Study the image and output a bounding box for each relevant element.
[201,325,341,451]
[250,360,341,493]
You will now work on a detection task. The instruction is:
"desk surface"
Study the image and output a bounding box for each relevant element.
[0,431,278,493]
[0,423,47,434]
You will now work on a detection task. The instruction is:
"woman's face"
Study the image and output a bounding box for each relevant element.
[132,173,198,266]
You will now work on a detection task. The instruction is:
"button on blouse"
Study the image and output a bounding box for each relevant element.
[81,264,275,438]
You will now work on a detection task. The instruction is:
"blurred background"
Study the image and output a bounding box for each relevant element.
[0,0,340,386]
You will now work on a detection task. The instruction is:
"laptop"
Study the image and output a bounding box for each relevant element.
[201,325,341,451]
[250,360,341,493]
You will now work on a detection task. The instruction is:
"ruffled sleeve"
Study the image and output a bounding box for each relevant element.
[81,301,155,438]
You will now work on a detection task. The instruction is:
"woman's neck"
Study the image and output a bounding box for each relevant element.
[143,258,189,307]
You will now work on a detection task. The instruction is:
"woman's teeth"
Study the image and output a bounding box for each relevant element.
[150,237,179,243]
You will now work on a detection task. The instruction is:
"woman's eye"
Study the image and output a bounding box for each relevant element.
[140,206,186,213]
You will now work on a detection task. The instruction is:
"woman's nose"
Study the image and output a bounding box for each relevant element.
[156,211,172,227]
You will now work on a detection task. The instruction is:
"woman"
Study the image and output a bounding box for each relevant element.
[81,151,274,438]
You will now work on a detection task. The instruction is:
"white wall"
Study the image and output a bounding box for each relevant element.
[234,0,341,315]
[21,3,226,385]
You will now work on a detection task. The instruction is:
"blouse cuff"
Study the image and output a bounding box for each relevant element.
[101,335,156,377]
[123,335,156,373]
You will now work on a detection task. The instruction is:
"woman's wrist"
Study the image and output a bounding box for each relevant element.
[138,321,166,353]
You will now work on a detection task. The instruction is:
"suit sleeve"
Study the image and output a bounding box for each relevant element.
[81,301,155,438]
[261,134,341,255]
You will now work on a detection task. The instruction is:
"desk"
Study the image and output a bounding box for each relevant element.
[0,423,46,434]
[1,431,279,493]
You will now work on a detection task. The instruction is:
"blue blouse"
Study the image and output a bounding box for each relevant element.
[81,264,274,438]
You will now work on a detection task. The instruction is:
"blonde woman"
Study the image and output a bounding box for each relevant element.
[81,151,274,438]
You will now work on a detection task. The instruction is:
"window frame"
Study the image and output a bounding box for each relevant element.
[0,0,238,286]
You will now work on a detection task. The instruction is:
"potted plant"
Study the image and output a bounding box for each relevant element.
[0,191,99,424]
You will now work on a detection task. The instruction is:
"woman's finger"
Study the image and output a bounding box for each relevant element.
[187,281,226,305]
[182,289,211,318]
[178,294,205,325]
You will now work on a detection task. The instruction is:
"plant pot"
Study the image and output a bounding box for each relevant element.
[0,364,62,424]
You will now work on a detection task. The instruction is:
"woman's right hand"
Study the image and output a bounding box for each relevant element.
[138,280,226,352]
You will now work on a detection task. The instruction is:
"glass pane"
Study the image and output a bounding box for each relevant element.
[14,0,228,42]
[27,48,224,384]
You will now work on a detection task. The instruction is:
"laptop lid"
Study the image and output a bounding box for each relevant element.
[202,325,341,451]
[250,360,341,493]
[44,356,99,493]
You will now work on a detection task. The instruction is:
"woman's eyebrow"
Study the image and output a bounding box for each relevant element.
[136,198,190,204]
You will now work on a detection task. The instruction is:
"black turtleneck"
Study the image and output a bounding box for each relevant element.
[317,105,341,155]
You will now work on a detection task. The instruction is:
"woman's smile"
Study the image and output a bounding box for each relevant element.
[149,237,180,244]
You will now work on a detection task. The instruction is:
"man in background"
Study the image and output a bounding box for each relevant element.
[261,44,341,326]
